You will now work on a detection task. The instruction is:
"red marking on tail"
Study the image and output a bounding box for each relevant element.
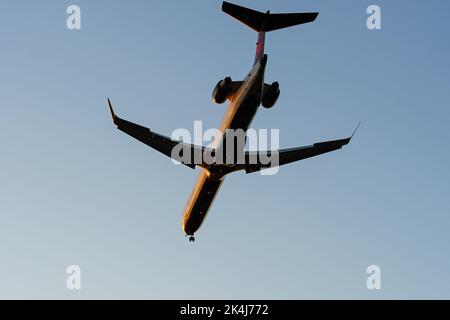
[254,32,266,65]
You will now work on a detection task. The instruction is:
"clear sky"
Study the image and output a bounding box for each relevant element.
[0,0,449,299]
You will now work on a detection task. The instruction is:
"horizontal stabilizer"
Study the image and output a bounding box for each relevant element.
[222,1,318,32]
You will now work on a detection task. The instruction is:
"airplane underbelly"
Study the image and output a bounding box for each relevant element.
[228,95,259,131]
[182,170,223,236]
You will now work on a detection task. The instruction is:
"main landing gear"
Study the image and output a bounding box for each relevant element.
[189,236,195,242]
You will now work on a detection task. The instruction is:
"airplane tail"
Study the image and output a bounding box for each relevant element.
[222,1,318,33]
[222,1,318,64]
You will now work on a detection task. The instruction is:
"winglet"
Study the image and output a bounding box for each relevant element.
[107,98,118,124]
[351,121,361,140]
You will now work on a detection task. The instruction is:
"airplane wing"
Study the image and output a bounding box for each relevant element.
[234,125,360,174]
[107,99,208,170]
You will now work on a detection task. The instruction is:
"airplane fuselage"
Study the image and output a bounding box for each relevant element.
[107,3,352,242]
[182,55,268,237]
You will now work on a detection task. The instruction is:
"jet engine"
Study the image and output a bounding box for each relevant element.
[212,77,233,104]
[262,82,280,109]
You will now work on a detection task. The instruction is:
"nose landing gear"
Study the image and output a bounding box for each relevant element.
[189,236,195,242]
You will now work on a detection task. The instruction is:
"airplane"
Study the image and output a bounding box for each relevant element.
[107,2,358,242]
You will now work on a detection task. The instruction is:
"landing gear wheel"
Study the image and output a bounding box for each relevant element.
[189,236,195,242]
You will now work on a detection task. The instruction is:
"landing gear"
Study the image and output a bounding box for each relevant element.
[189,236,195,242]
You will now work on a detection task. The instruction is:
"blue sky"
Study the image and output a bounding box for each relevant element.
[0,0,449,299]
